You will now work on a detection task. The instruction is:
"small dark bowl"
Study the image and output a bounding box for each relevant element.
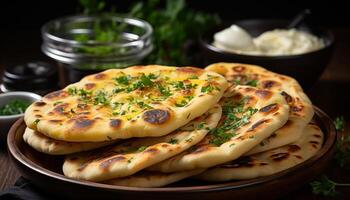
[200,19,335,89]
[7,106,336,200]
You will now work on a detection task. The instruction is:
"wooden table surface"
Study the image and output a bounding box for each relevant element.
[0,27,349,199]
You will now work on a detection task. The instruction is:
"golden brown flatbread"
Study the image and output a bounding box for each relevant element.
[24,65,227,142]
[196,123,323,181]
[23,128,117,155]
[63,105,222,181]
[148,85,289,172]
[206,63,314,154]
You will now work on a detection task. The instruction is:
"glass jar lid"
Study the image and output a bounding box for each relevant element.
[41,15,153,67]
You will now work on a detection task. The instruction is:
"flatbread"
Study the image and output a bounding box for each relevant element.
[196,123,323,181]
[104,169,204,187]
[205,63,314,154]
[63,105,222,181]
[23,128,116,155]
[148,85,289,172]
[25,65,228,142]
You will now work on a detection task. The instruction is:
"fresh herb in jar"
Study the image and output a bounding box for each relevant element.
[76,0,220,65]
[0,100,31,116]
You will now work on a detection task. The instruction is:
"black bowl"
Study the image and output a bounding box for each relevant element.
[200,19,335,89]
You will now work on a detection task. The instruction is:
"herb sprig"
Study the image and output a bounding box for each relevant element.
[129,0,221,65]
[310,116,350,197]
[310,175,350,197]
[333,116,350,168]
[334,116,346,132]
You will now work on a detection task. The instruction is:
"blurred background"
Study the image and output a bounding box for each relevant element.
[0,0,349,66]
[0,0,349,118]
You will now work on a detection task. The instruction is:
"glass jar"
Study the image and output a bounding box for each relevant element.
[41,15,153,85]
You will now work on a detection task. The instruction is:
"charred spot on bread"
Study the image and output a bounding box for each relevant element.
[255,90,272,99]
[109,119,122,129]
[281,91,293,103]
[262,80,277,89]
[99,156,127,170]
[34,101,46,107]
[233,65,246,73]
[259,103,278,114]
[84,83,96,90]
[44,90,69,100]
[142,109,170,124]
[270,152,290,161]
[247,119,271,132]
[94,73,107,80]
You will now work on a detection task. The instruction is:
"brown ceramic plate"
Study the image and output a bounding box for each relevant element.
[7,106,336,200]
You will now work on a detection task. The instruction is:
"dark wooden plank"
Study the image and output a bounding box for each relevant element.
[0,148,21,190]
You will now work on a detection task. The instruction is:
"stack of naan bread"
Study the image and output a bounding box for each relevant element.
[23,63,323,187]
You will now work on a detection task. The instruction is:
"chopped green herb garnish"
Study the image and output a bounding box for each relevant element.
[78,89,92,99]
[137,146,148,152]
[34,119,40,125]
[140,73,155,87]
[209,98,258,146]
[114,75,130,85]
[158,84,172,97]
[175,100,188,107]
[53,101,63,106]
[197,122,206,129]
[173,81,185,90]
[172,81,198,91]
[124,73,157,92]
[113,88,125,94]
[201,84,219,93]
[246,79,258,87]
[0,100,30,116]
[94,90,109,105]
[185,137,193,142]
[188,75,198,79]
[68,87,78,95]
[127,157,134,163]
[233,75,258,87]
[113,110,127,116]
[137,102,153,109]
[184,95,194,101]
[112,102,124,109]
[168,138,179,144]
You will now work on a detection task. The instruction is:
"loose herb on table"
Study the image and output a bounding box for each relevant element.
[310,116,350,196]
[310,175,350,197]
[0,100,31,116]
